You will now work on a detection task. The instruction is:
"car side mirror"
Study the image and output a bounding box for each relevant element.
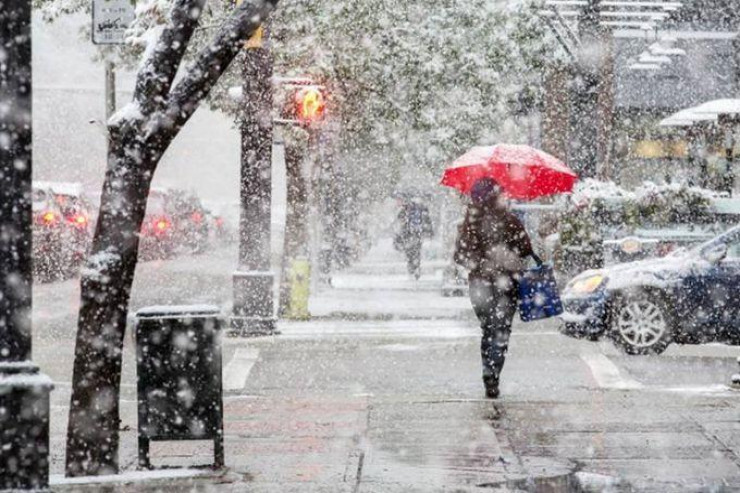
[702,242,728,264]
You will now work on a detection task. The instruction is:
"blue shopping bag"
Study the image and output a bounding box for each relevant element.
[518,264,563,322]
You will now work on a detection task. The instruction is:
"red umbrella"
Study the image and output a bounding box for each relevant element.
[440,144,578,200]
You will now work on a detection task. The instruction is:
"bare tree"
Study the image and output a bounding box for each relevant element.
[65,0,278,476]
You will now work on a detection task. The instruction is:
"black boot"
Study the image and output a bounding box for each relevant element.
[483,375,499,399]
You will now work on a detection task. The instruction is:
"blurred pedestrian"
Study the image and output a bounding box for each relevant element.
[395,198,434,279]
[454,178,540,398]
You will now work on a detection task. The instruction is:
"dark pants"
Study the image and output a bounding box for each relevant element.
[469,276,517,380]
[404,237,422,278]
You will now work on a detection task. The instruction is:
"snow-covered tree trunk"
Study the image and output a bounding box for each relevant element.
[65,0,278,476]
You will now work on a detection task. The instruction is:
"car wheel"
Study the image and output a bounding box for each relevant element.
[610,294,673,355]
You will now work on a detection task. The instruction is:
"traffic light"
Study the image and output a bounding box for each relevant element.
[294,86,325,124]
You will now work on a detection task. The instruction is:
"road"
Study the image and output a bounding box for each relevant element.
[36,240,740,491]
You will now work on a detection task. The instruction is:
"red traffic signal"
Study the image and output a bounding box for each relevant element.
[294,86,325,123]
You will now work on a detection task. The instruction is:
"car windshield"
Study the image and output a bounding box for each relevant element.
[690,224,740,255]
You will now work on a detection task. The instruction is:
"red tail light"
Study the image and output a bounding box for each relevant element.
[37,211,58,226]
[215,217,224,227]
[191,212,203,224]
[68,214,88,228]
[155,217,170,232]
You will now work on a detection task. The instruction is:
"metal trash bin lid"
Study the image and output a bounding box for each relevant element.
[136,304,221,319]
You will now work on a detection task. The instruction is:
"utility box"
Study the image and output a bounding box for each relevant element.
[135,305,224,469]
[285,257,310,320]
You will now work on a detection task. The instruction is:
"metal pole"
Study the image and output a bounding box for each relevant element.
[542,63,570,161]
[723,122,735,195]
[231,22,277,336]
[570,0,603,178]
[278,142,310,319]
[308,120,336,289]
[596,34,614,180]
[307,129,322,292]
[0,0,53,488]
[317,131,336,285]
[687,127,707,187]
[105,60,116,121]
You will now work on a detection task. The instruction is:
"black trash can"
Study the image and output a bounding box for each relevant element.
[135,305,224,469]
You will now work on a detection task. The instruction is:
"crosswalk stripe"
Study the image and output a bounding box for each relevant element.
[222,348,260,390]
[580,352,643,390]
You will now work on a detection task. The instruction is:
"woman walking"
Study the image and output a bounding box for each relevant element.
[454,178,538,399]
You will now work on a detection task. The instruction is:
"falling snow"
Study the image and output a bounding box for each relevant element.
[2,0,740,490]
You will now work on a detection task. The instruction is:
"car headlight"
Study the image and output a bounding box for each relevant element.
[568,274,607,295]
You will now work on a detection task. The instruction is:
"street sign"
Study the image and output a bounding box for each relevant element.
[92,0,135,45]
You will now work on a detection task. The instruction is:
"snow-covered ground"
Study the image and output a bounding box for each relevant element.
[308,237,472,320]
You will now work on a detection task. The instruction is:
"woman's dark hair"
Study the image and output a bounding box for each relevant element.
[470,178,501,205]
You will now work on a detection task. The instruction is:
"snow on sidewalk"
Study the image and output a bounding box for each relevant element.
[309,238,472,320]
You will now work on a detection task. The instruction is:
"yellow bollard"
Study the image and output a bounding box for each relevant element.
[285,257,311,320]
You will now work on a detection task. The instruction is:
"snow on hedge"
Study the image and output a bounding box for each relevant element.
[570,178,724,206]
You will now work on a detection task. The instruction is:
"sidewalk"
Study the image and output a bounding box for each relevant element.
[49,240,740,492]
[308,238,474,321]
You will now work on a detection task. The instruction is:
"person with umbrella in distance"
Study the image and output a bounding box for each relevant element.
[395,197,434,280]
[442,144,578,398]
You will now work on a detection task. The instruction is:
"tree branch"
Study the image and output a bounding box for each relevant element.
[161,0,278,134]
[132,0,207,115]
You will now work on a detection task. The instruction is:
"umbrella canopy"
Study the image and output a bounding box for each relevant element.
[440,145,578,200]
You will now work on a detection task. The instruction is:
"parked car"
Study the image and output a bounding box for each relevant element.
[32,181,94,280]
[211,214,231,244]
[561,224,740,355]
[602,227,722,266]
[555,186,740,280]
[169,191,210,253]
[32,187,67,281]
[46,182,93,274]
[140,188,176,260]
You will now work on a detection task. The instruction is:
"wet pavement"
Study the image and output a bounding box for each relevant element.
[35,240,740,491]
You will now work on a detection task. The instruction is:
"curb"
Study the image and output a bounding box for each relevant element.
[49,468,244,492]
[297,312,477,322]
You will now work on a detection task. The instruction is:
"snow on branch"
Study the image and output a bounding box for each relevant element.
[158,0,277,137]
[132,0,208,115]
[34,0,89,22]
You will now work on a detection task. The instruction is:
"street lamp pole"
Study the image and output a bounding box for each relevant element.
[105,61,116,121]
[596,32,614,180]
[232,22,278,336]
[570,0,603,178]
[0,0,53,488]
[720,115,736,195]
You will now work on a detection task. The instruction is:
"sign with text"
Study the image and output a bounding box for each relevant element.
[92,0,135,45]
